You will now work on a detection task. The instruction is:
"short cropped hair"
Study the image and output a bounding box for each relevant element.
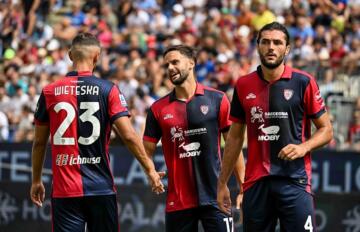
[71,33,100,48]
[70,33,100,61]
[257,22,290,45]
[163,45,197,64]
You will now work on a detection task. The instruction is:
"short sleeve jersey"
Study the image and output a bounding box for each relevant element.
[230,65,326,193]
[34,71,130,198]
[144,84,231,212]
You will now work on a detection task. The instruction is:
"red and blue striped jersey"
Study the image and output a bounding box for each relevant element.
[144,84,231,212]
[34,71,129,198]
[230,65,326,193]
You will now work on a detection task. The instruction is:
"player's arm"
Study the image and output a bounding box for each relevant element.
[278,112,333,161]
[143,140,157,158]
[30,124,50,207]
[113,116,164,194]
[218,122,246,215]
[222,131,245,210]
[143,141,167,178]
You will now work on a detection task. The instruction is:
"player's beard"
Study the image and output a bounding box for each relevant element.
[259,52,285,69]
[170,69,189,86]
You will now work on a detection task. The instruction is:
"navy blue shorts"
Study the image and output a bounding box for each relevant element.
[165,205,234,232]
[51,194,119,232]
[243,176,316,232]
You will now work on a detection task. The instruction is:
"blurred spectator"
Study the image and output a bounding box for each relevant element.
[126,4,150,29]
[0,81,10,111]
[97,20,112,49]
[267,0,292,15]
[0,3,22,53]
[168,4,186,33]
[133,0,159,12]
[7,84,29,119]
[0,110,9,141]
[22,0,40,36]
[329,35,347,74]
[251,1,276,31]
[236,2,254,27]
[5,64,28,97]
[148,7,168,34]
[53,17,78,41]
[294,16,315,45]
[342,37,360,75]
[195,49,215,83]
[27,84,39,112]
[14,105,34,142]
[347,98,360,151]
[116,0,133,30]
[67,0,86,27]
[290,36,315,69]
[100,4,118,33]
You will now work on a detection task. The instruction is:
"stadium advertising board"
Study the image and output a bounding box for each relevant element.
[0,144,359,232]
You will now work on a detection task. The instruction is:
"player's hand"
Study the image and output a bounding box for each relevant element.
[147,170,165,194]
[235,191,243,210]
[278,144,308,161]
[235,191,244,223]
[217,183,232,215]
[30,182,45,207]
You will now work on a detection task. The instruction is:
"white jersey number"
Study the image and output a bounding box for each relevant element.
[53,102,100,145]
[223,217,234,232]
[304,215,313,232]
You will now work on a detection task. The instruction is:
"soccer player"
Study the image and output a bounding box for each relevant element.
[143,45,245,232]
[30,33,164,232]
[217,22,333,232]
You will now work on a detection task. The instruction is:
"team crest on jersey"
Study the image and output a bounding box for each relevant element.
[170,126,184,142]
[283,89,294,100]
[250,106,264,123]
[200,105,209,115]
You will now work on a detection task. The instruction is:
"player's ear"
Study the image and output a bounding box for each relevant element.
[285,44,291,56]
[189,59,195,70]
[93,49,100,65]
[68,50,73,62]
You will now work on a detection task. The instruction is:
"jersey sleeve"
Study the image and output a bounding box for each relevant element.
[34,91,49,125]
[230,85,246,123]
[219,94,231,132]
[143,108,161,143]
[304,77,326,119]
[108,85,130,123]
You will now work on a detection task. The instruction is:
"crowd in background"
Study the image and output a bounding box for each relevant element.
[0,0,359,151]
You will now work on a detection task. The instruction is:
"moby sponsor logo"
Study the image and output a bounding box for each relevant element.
[258,124,280,141]
[179,142,201,158]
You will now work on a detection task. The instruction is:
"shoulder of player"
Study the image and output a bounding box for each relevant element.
[150,92,172,109]
[291,68,316,83]
[201,85,228,102]
[235,70,258,86]
[201,85,225,96]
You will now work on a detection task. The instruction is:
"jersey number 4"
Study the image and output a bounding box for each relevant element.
[53,102,100,145]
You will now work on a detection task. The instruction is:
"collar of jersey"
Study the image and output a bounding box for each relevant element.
[66,71,93,77]
[169,83,204,102]
[256,65,292,83]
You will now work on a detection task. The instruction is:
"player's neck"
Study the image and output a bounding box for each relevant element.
[174,77,197,101]
[73,61,94,73]
[261,64,285,82]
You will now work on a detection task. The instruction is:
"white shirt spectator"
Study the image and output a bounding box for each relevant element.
[8,90,29,117]
[149,9,168,33]
[168,5,186,33]
[127,8,150,28]
[0,94,10,113]
[267,0,292,15]
[0,111,9,141]
[181,0,206,8]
